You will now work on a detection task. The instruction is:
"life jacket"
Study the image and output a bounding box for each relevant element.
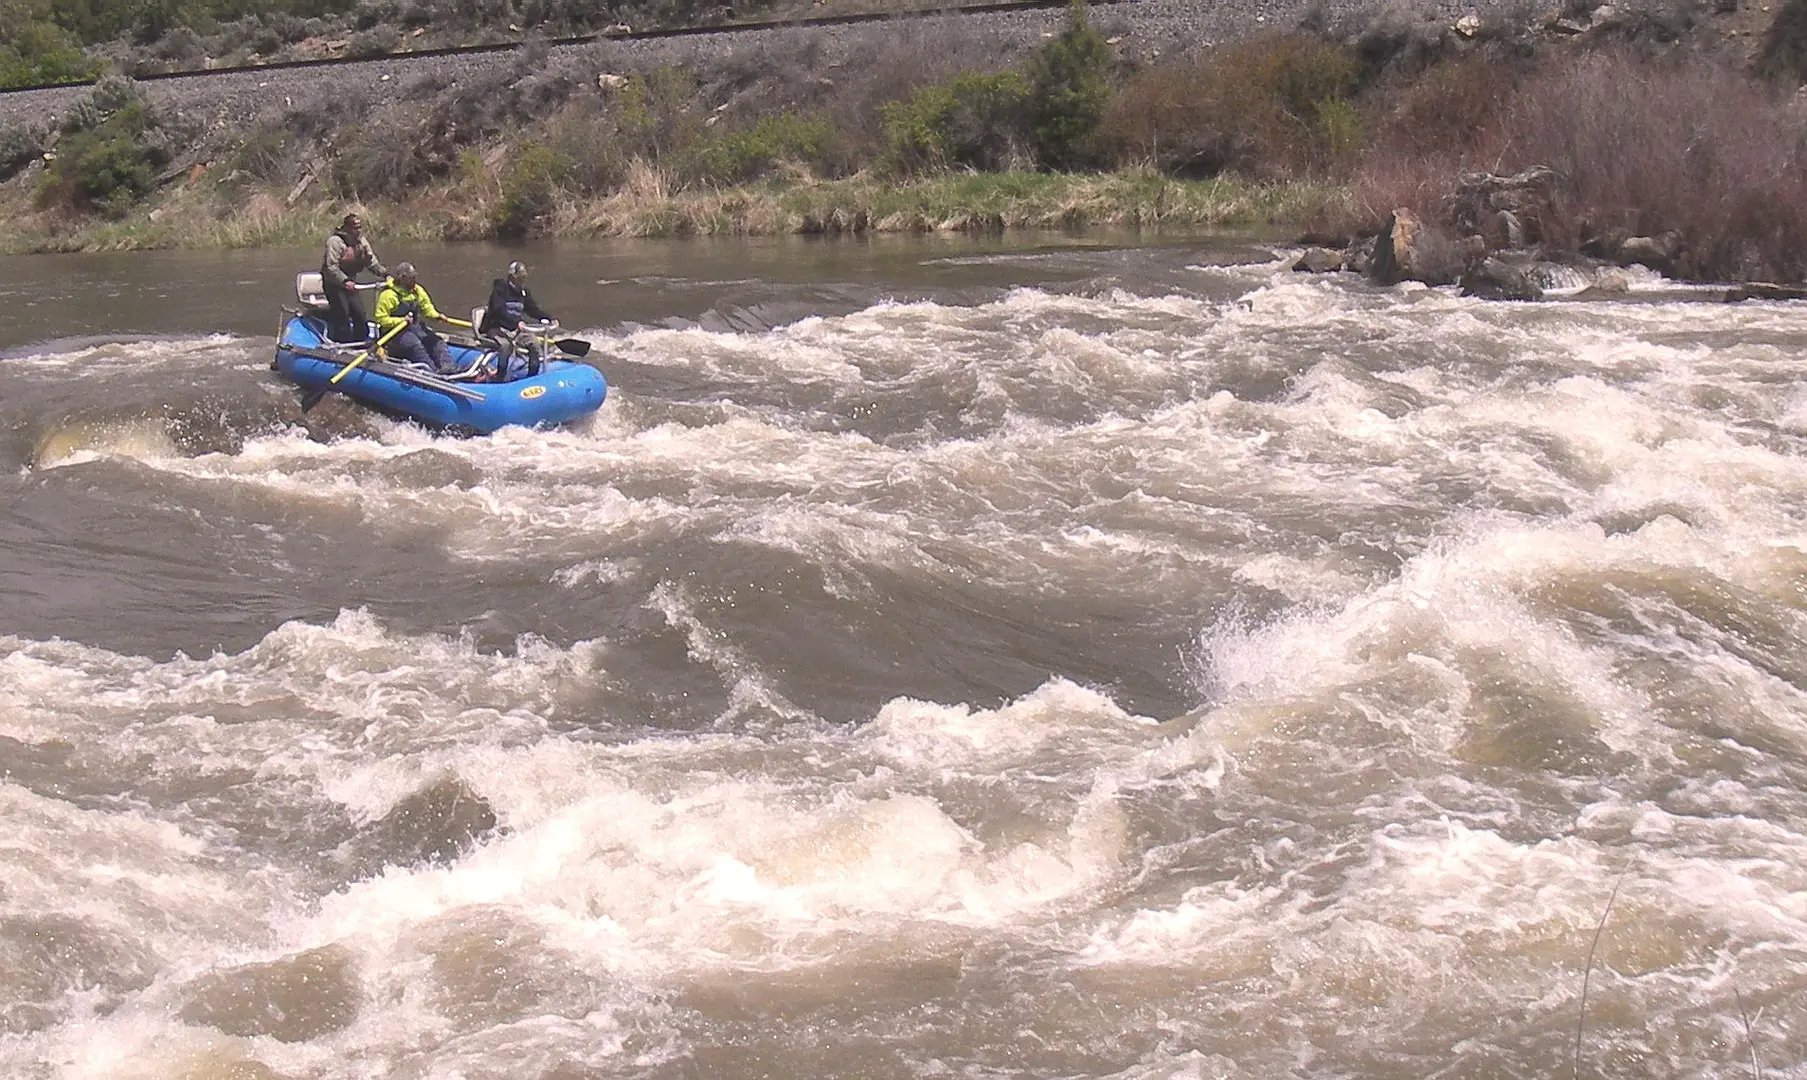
[389,293,424,322]
[335,231,377,274]
[483,279,534,333]
[376,281,441,338]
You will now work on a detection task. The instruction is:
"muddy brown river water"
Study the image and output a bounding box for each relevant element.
[2,233,1805,1079]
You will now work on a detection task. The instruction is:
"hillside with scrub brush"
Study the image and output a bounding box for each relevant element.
[6,0,1807,286]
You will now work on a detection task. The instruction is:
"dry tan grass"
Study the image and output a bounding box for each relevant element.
[1,159,1339,253]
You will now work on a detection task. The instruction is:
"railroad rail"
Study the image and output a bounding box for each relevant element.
[0,0,1124,96]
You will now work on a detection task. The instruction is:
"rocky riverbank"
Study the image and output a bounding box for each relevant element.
[0,0,1526,140]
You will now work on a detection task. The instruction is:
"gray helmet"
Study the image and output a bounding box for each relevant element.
[394,261,417,281]
[507,260,528,281]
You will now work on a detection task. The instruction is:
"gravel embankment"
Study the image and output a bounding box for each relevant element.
[0,0,1488,134]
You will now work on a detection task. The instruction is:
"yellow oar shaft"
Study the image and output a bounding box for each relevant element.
[329,320,408,385]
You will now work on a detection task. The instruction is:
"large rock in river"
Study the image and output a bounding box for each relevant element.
[1368,208,1471,287]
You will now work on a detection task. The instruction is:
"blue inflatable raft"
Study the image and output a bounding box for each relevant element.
[274,274,607,435]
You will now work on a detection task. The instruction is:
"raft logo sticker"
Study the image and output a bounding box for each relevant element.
[520,385,547,400]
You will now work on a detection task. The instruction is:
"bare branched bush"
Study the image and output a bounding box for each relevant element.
[332,104,443,196]
[509,36,553,78]
[441,64,517,136]
[403,70,456,100]
[1102,35,1363,179]
[518,0,624,33]
[1588,0,1700,53]
[234,128,300,182]
[1755,0,1807,83]
[269,82,371,149]
[1329,57,1509,235]
[1350,48,1807,281]
[153,27,207,63]
[695,29,831,115]
[1326,0,1456,75]
[1482,50,1807,279]
[349,25,400,56]
[1363,50,1527,160]
[1341,151,1448,233]
[353,0,401,31]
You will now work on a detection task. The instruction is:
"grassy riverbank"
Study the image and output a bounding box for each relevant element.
[0,168,1340,254]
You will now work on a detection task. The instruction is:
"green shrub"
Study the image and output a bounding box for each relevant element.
[62,98,105,134]
[348,25,399,56]
[682,112,843,186]
[0,15,100,90]
[491,141,566,239]
[353,0,399,29]
[59,73,143,135]
[37,102,170,218]
[131,0,181,45]
[91,74,141,112]
[1024,0,1113,169]
[1313,97,1365,160]
[880,84,952,173]
[547,99,630,194]
[615,67,708,164]
[881,70,1031,175]
[0,122,46,181]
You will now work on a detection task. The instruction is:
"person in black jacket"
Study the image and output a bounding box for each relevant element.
[479,261,554,337]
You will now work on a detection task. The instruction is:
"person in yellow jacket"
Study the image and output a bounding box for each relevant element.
[373,262,454,372]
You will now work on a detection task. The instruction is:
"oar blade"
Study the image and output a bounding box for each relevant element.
[554,337,591,357]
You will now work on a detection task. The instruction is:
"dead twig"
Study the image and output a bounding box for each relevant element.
[1730,972,1763,1080]
[1573,871,1627,1080]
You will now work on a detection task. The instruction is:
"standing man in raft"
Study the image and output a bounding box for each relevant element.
[320,212,387,343]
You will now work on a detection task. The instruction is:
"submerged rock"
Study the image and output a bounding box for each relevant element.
[1618,232,1683,271]
[1461,257,1544,300]
[339,774,499,877]
[177,944,362,1043]
[0,914,157,1034]
[1292,246,1346,273]
[1724,282,1807,301]
[1581,268,1635,295]
[170,1053,288,1080]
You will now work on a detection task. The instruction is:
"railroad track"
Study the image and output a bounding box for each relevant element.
[0,0,1125,97]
